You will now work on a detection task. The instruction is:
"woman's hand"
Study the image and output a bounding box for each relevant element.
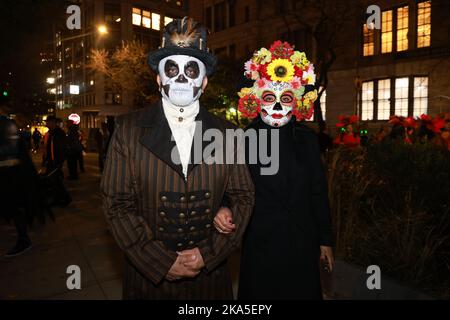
[213,207,235,234]
[320,246,334,273]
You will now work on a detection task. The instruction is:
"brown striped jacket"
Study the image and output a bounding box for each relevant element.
[101,100,255,299]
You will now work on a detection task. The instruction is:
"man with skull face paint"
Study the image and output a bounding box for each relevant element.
[101,17,254,299]
[214,41,334,299]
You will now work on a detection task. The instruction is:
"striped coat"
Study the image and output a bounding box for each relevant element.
[101,100,255,299]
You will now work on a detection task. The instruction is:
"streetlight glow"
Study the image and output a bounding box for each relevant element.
[98,25,108,35]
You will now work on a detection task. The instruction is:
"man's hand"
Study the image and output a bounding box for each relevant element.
[178,247,205,271]
[320,246,334,273]
[213,207,235,234]
[166,253,201,281]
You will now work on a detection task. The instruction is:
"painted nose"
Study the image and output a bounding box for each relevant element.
[175,74,188,83]
[273,103,282,111]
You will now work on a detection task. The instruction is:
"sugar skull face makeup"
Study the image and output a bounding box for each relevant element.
[158,55,206,107]
[237,41,318,125]
[260,82,297,127]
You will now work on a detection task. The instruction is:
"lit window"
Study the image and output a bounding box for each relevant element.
[361,81,374,120]
[395,77,409,116]
[164,16,173,26]
[363,23,375,56]
[381,10,393,53]
[142,10,151,28]
[320,89,326,121]
[417,1,431,48]
[132,8,141,26]
[377,79,391,120]
[413,77,428,117]
[152,13,161,30]
[396,6,409,51]
[301,88,325,122]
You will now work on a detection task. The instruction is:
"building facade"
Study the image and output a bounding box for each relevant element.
[188,0,450,129]
[50,0,186,129]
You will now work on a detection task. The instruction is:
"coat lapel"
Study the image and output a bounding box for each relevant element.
[138,100,184,178]
[138,99,225,179]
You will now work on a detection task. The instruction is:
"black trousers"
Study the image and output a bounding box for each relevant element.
[78,151,85,172]
[67,155,78,178]
[46,164,72,205]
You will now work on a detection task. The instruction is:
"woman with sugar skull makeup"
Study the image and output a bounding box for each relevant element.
[214,41,334,300]
[102,17,254,300]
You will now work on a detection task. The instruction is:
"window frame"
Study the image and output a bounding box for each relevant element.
[359,75,429,121]
[417,0,432,48]
[395,5,409,52]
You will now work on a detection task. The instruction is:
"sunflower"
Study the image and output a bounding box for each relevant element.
[266,58,295,82]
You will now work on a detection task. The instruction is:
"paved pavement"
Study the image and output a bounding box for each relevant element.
[0,153,123,300]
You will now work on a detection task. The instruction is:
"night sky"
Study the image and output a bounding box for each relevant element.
[0,0,66,110]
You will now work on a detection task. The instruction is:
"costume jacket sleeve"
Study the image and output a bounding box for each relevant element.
[101,121,177,285]
[199,162,255,273]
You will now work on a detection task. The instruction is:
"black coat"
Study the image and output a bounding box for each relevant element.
[46,127,67,169]
[238,119,333,300]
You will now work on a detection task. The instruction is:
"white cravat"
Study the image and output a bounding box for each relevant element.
[162,97,199,179]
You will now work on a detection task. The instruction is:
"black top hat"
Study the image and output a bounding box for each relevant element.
[148,17,217,76]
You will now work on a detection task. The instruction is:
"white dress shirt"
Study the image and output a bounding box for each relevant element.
[162,97,199,179]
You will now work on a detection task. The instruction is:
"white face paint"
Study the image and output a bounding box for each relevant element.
[259,82,296,127]
[158,55,206,107]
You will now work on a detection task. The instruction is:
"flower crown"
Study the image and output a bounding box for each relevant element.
[238,41,317,121]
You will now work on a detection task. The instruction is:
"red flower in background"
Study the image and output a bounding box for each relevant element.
[431,116,445,133]
[336,115,359,128]
[404,116,418,129]
[269,40,295,59]
[238,94,261,119]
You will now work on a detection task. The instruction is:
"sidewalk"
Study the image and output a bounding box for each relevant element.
[0,153,123,299]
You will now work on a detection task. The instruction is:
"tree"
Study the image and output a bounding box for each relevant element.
[201,55,246,126]
[88,41,159,107]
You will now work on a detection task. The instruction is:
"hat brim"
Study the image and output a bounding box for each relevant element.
[148,47,217,77]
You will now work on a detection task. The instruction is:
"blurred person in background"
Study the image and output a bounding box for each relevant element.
[32,128,42,153]
[95,122,109,172]
[44,116,71,207]
[0,116,51,257]
[78,128,85,173]
[66,120,83,180]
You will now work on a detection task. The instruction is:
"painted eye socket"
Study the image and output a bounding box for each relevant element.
[164,60,179,78]
[280,93,294,104]
[185,61,200,79]
[262,93,276,103]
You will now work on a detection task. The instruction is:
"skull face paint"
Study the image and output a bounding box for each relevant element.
[260,81,297,127]
[158,55,206,107]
